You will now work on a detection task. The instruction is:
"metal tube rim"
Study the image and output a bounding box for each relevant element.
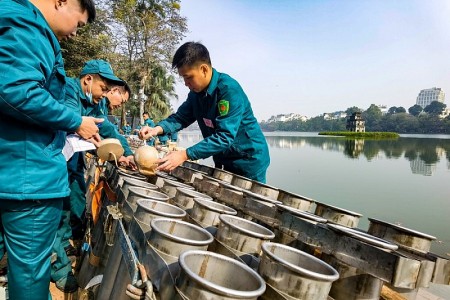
[136,199,186,218]
[261,242,340,282]
[218,214,275,239]
[368,217,436,240]
[163,178,194,189]
[327,223,399,251]
[277,189,315,202]
[315,201,362,217]
[243,190,282,204]
[150,218,214,246]
[123,177,158,189]
[128,186,169,201]
[193,198,237,215]
[277,204,327,223]
[176,187,213,200]
[179,250,266,297]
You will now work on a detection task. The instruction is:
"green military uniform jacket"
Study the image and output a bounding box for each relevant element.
[158,68,270,181]
[144,118,155,127]
[0,0,82,200]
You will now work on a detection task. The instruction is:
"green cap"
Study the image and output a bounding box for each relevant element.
[80,60,123,85]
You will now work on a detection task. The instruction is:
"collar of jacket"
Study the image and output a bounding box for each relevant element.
[205,68,219,97]
[76,79,99,116]
[76,79,90,105]
[13,0,33,10]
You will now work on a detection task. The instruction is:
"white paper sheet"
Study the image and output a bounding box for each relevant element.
[62,134,96,161]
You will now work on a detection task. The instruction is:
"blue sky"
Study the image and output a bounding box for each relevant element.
[173,0,450,121]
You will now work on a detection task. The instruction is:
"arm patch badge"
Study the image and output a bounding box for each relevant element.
[218,99,229,116]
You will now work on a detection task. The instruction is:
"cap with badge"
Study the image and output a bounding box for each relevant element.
[80,60,124,85]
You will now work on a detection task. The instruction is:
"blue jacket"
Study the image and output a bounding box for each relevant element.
[65,78,133,157]
[158,68,270,178]
[144,118,155,127]
[0,0,82,200]
[122,125,132,135]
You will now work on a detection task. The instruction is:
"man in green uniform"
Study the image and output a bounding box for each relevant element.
[122,123,132,135]
[139,42,270,182]
[65,60,135,164]
[105,84,131,112]
[51,60,134,292]
[142,112,156,145]
[0,0,99,299]
[143,112,155,128]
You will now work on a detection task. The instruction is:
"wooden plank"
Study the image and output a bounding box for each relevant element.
[381,285,408,300]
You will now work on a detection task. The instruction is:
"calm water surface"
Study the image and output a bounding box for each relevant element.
[177,131,450,256]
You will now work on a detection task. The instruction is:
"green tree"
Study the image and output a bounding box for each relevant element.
[408,104,423,116]
[362,104,382,130]
[61,9,115,76]
[424,101,446,116]
[418,114,446,133]
[144,63,178,121]
[110,0,187,126]
[387,106,398,115]
[396,106,406,113]
[345,106,362,116]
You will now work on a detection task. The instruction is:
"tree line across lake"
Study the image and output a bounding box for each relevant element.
[260,102,450,134]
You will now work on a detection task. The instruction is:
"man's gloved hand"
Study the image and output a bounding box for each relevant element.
[126,264,156,300]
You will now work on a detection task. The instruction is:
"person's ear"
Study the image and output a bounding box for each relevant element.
[200,64,209,77]
[82,75,93,86]
[56,0,68,9]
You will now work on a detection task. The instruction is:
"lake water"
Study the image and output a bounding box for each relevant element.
[177,131,450,257]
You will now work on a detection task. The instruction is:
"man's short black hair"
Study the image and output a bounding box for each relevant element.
[143,112,149,116]
[172,42,211,69]
[117,78,132,96]
[78,0,96,23]
[122,82,131,96]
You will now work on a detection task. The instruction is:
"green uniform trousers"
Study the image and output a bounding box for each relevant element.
[0,199,62,300]
[51,178,86,282]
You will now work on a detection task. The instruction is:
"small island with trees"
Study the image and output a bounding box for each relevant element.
[319,112,400,138]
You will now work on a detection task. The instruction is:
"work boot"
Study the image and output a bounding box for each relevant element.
[55,272,78,293]
[64,244,78,257]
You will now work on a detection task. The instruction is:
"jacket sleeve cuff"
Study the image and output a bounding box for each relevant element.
[65,113,83,132]
[124,147,133,157]
[157,122,170,135]
[186,147,197,161]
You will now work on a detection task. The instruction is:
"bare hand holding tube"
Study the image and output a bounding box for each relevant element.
[156,149,188,172]
[139,126,163,140]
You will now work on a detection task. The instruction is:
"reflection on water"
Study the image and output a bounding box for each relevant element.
[264,135,450,176]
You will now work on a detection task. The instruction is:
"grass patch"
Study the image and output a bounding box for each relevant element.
[318,131,399,138]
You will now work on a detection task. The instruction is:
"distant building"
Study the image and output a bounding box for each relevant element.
[267,113,309,123]
[346,112,365,132]
[440,108,450,119]
[322,111,347,120]
[416,87,445,109]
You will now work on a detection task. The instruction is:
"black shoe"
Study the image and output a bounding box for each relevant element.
[64,244,79,257]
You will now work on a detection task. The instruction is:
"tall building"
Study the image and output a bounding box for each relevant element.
[416,87,445,108]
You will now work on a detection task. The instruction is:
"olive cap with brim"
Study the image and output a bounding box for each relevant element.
[80,60,124,85]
